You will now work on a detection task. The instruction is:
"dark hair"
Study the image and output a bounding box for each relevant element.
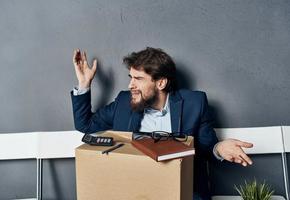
[123,47,177,92]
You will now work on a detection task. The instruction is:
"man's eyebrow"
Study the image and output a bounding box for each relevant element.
[128,74,144,79]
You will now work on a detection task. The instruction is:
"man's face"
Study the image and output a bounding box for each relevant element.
[128,67,158,112]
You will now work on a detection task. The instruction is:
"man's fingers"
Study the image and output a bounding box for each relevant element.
[73,49,77,64]
[226,155,248,166]
[73,49,97,78]
[239,152,253,165]
[225,156,234,162]
[233,147,253,165]
[230,154,250,167]
[73,49,82,66]
[73,50,81,72]
[92,59,97,72]
[236,140,253,148]
[83,51,88,64]
[242,142,253,148]
[234,158,242,164]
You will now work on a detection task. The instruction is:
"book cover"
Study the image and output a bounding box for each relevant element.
[131,138,195,162]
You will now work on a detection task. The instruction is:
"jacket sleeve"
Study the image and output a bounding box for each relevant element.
[70,90,119,134]
[196,92,219,159]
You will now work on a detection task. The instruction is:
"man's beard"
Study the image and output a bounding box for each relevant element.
[130,89,158,112]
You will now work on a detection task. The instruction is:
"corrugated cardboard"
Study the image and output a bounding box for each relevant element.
[75,131,194,200]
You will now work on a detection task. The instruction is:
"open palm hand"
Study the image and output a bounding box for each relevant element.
[73,49,97,89]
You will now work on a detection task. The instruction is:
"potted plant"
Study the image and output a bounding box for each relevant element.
[234,179,274,200]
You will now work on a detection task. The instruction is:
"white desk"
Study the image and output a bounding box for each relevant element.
[0,131,83,200]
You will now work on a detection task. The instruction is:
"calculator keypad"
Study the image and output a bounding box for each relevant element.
[82,135,114,146]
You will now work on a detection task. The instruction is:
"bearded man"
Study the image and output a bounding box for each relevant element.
[71,47,253,200]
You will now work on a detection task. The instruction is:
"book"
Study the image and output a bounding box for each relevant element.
[131,138,195,162]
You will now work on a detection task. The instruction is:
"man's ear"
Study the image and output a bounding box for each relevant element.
[156,78,168,91]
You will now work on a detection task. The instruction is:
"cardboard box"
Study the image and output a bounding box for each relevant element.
[75,131,194,200]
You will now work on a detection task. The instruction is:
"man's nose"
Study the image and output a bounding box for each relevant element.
[128,79,135,89]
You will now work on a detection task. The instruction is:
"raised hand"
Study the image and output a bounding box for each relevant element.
[216,139,253,166]
[73,49,97,89]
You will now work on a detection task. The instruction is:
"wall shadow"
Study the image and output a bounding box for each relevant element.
[175,62,224,128]
[44,160,63,199]
[92,59,115,108]
[208,101,225,128]
[176,66,194,90]
[44,159,77,200]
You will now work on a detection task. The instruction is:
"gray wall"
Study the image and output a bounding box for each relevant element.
[0,0,289,199]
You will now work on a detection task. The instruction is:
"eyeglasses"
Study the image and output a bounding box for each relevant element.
[133,131,188,143]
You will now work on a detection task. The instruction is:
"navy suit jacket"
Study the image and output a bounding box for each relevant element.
[71,89,218,199]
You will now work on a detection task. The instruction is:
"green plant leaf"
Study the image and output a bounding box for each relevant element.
[234,179,274,200]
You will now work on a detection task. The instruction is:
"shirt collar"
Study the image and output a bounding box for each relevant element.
[144,94,170,116]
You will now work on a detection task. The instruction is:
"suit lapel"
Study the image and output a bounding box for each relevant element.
[128,111,143,132]
[170,91,184,133]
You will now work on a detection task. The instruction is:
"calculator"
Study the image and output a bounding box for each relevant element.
[82,134,114,146]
